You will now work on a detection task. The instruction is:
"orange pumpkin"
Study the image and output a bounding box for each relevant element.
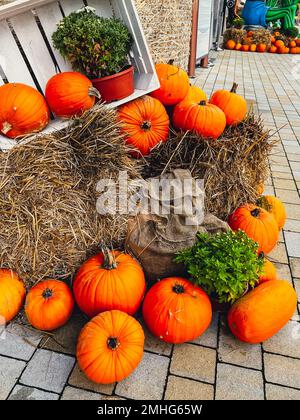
[228,204,279,255]
[118,96,169,157]
[77,310,144,384]
[275,40,285,49]
[0,83,49,139]
[296,39,300,46]
[250,44,257,52]
[269,45,277,53]
[226,40,236,50]
[45,72,100,118]
[259,256,277,284]
[73,245,146,318]
[179,85,207,105]
[271,36,276,44]
[247,31,254,37]
[274,31,281,37]
[143,277,212,344]
[210,83,247,126]
[150,61,190,106]
[241,45,250,52]
[289,40,297,48]
[228,280,297,344]
[257,43,267,53]
[0,269,26,324]
[290,47,299,54]
[25,280,74,331]
[235,43,242,51]
[257,195,286,230]
[173,99,226,139]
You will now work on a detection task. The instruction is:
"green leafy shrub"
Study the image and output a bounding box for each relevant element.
[282,26,299,39]
[232,17,245,29]
[176,230,264,304]
[52,7,133,79]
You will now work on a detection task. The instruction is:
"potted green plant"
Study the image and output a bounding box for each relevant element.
[176,230,264,311]
[52,7,134,103]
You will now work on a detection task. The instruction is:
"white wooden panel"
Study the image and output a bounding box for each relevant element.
[34,2,72,73]
[9,10,58,91]
[0,20,35,86]
[85,0,114,18]
[0,0,54,20]
[59,0,85,16]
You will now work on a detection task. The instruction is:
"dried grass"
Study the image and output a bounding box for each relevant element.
[0,103,141,285]
[223,28,247,45]
[142,113,276,221]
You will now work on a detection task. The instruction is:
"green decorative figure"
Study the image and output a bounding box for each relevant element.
[242,0,298,30]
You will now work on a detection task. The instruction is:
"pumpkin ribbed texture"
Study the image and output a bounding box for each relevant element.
[0,269,26,323]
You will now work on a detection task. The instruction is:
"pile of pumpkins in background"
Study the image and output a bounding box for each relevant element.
[226,30,300,54]
[0,61,298,386]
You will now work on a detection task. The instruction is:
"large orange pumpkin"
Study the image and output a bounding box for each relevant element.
[77,310,144,384]
[210,83,247,126]
[228,280,297,344]
[0,83,49,139]
[150,61,190,106]
[259,257,277,284]
[45,72,100,118]
[0,269,26,324]
[25,280,74,331]
[73,246,146,318]
[257,195,286,231]
[118,96,169,157]
[173,100,226,139]
[142,277,212,344]
[228,204,279,255]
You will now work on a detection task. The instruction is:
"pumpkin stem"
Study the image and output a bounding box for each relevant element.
[88,86,101,100]
[1,121,12,135]
[100,243,117,270]
[173,284,185,294]
[199,100,207,106]
[251,208,261,218]
[168,59,175,66]
[141,121,152,131]
[107,337,120,350]
[42,288,53,299]
[259,252,265,260]
[231,83,238,94]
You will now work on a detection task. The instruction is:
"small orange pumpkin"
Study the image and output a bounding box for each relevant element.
[296,39,300,46]
[289,40,297,48]
[179,85,207,105]
[275,40,285,49]
[77,310,144,384]
[142,277,212,344]
[271,36,276,44]
[0,83,50,139]
[235,43,242,51]
[228,280,297,344]
[241,45,250,52]
[45,72,100,118]
[257,43,267,53]
[25,280,74,331]
[118,96,169,157]
[210,82,247,126]
[0,269,26,324]
[257,195,286,230]
[247,31,254,37]
[226,40,236,50]
[150,61,190,106]
[269,45,277,53]
[173,99,226,139]
[290,47,299,54]
[259,256,277,284]
[228,204,279,255]
[250,44,257,52]
[73,245,146,318]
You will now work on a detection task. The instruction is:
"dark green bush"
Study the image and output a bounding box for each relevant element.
[283,26,299,39]
[52,7,133,79]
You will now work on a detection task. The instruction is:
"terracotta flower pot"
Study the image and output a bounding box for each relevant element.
[92,66,134,103]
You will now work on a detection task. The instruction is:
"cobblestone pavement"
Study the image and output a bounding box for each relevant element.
[1,50,300,400]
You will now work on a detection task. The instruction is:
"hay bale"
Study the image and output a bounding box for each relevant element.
[142,113,276,221]
[0,103,141,285]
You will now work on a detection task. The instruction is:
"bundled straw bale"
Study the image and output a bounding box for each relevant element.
[142,113,276,221]
[0,104,141,285]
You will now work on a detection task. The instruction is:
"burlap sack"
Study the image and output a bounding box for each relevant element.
[126,170,230,283]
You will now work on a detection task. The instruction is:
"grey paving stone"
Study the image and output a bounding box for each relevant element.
[268,243,288,264]
[218,318,262,370]
[285,204,300,220]
[170,344,216,384]
[115,352,169,400]
[9,385,59,400]
[294,279,300,303]
[264,353,300,389]
[263,321,300,359]
[285,232,300,258]
[0,323,42,361]
[68,363,115,395]
[274,263,292,283]
[61,386,124,401]
[290,258,300,278]
[215,363,264,400]
[0,355,26,400]
[20,349,75,393]
[266,384,300,400]
[191,312,219,349]
[165,376,214,401]
[284,219,300,233]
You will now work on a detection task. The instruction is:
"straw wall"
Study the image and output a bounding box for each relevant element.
[135,0,193,70]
